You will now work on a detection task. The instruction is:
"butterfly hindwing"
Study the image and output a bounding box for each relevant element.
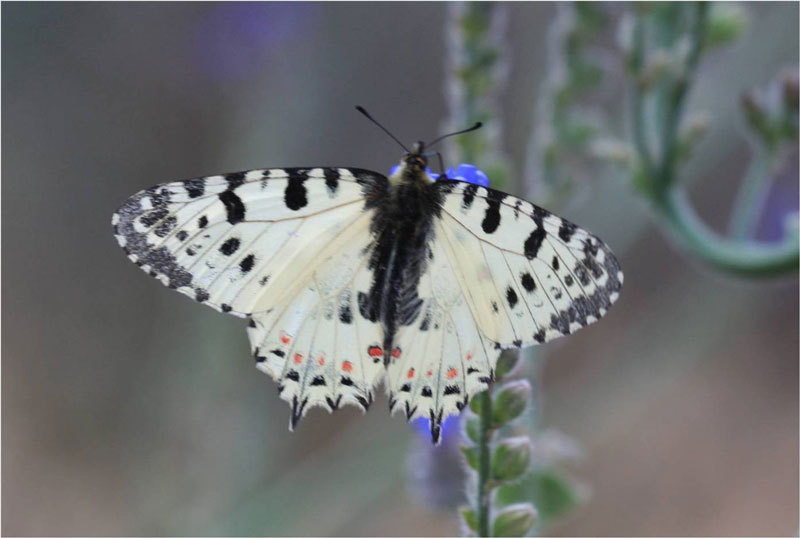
[247,217,384,426]
[112,167,388,316]
[387,235,499,443]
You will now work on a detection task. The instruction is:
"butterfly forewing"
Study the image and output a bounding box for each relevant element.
[113,167,387,316]
[434,180,623,346]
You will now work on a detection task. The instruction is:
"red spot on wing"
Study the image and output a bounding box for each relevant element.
[367,345,383,358]
[391,347,402,358]
[317,354,325,366]
[407,368,415,379]
[466,351,473,361]
[280,331,291,345]
[293,353,303,364]
[342,360,353,373]
[426,370,433,377]
[446,367,458,379]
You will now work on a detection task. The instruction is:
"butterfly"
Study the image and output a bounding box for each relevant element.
[112,111,622,444]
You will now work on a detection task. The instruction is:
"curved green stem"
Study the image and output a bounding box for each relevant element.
[728,148,773,240]
[632,1,798,277]
[631,13,655,178]
[476,390,493,537]
[653,188,799,276]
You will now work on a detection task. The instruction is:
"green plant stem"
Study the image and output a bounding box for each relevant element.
[631,13,655,177]
[633,2,799,276]
[728,148,773,240]
[653,188,799,276]
[656,2,708,187]
[476,390,493,537]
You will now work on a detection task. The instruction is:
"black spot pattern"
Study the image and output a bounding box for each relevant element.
[285,173,308,210]
[558,221,577,242]
[239,254,255,273]
[198,215,208,229]
[140,208,168,228]
[184,178,205,198]
[219,190,245,224]
[552,256,560,270]
[506,286,518,308]
[338,300,353,324]
[220,237,240,256]
[225,171,246,190]
[524,227,546,259]
[154,216,177,238]
[176,230,188,242]
[311,376,326,386]
[521,272,536,292]
[323,168,339,194]
[481,190,505,234]
[461,183,478,209]
[419,310,432,331]
[114,188,196,290]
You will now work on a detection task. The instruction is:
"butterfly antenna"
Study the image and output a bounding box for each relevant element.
[423,151,447,177]
[355,106,410,153]
[426,121,483,149]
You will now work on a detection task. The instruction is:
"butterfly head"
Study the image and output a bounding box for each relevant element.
[403,142,428,169]
[390,142,436,184]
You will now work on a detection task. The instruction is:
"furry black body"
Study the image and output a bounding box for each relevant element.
[359,157,443,364]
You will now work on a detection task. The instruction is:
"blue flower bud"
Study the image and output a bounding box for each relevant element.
[446,163,490,187]
[389,164,441,180]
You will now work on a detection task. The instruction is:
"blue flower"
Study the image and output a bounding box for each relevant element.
[388,163,488,186]
[446,163,490,187]
[412,414,462,444]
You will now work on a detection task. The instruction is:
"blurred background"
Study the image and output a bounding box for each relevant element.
[3,2,797,536]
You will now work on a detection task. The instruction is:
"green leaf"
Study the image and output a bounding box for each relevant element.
[460,506,479,534]
[494,350,519,380]
[496,468,582,525]
[464,416,481,444]
[469,392,483,414]
[461,445,480,471]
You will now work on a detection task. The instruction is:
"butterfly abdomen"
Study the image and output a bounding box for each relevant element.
[360,174,444,358]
